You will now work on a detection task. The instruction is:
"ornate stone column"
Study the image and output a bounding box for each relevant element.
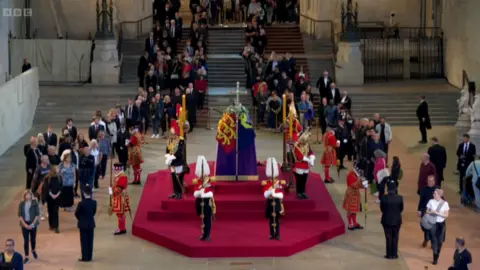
[335,0,364,85]
[468,94,480,147]
[91,0,119,85]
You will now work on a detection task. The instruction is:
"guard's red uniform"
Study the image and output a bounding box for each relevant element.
[111,172,131,234]
[342,170,364,229]
[294,144,314,171]
[193,178,215,194]
[283,118,303,143]
[321,130,339,182]
[128,132,143,184]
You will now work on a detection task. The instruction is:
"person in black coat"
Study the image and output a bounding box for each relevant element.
[43,125,58,147]
[427,137,447,186]
[78,147,95,200]
[75,185,97,262]
[88,117,105,141]
[316,71,333,100]
[116,125,130,171]
[138,51,150,87]
[416,95,431,144]
[25,137,42,189]
[327,82,341,106]
[417,175,437,247]
[62,118,78,142]
[380,180,404,260]
[456,134,476,194]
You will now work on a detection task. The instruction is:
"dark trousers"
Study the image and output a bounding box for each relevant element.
[161,115,169,134]
[171,172,185,195]
[419,121,427,142]
[294,172,308,194]
[100,155,108,178]
[377,181,386,201]
[197,92,205,110]
[26,172,34,189]
[459,167,466,193]
[269,215,280,237]
[382,224,400,257]
[430,221,446,256]
[337,144,347,167]
[202,202,212,238]
[47,197,59,229]
[21,224,37,256]
[79,228,94,261]
[257,103,266,124]
[152,117,161,135]
[74,169,79,195]
[383,143,389,164]
[94,164,101,188]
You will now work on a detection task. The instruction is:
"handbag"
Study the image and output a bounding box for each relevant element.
[471,162,480,189]
[421,200,445,230]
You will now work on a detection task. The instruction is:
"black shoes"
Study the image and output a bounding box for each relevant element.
[199,236,211,241]
[114,230,127,236]
[384,255,398,260]
[269,235,281,240]
[433,254,439,265]
[23,258,30,264]
[32,251,38,260]
[422,240,428,247]
[348,224,364,231]
[296,193,309,200]
[168,193,182,199]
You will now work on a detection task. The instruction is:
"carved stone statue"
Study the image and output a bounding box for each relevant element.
[467,93,480,146]
[457,88,473,143]
[457,87,471,118]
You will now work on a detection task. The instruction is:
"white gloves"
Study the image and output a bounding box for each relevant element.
[336,140,341,147]
[303,156,310,162]
[108,187,113,195]
[309,155,315,165]
[165,154,176,166]
[362,180,368,188]
[343,139,347,143]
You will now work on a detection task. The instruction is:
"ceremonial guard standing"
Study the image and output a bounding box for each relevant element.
[128,128,143,185]
[343,165,368,230]
[165,119,186,199]
[284,107,303,167]
[321,129,340,183]
[293,131,315,199]
[109,163,131,235]
[262,157,286,240]
[192,156,216,241]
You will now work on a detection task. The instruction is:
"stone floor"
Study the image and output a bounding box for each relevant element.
[0,123,479,270]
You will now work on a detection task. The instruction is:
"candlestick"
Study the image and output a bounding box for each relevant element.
[289,109,293,139]
[282,94,287,125]
[179,108,184,137]
[182,94,186,112]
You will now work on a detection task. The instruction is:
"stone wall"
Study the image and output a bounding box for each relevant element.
[442,0,480,88]
[0,0,24,85]
[299,0,421,39]
[31,0,152,40]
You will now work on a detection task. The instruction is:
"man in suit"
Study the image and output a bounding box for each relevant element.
[380,180,404,260]
[145,32,155,59]
[75,185,97,262]
[416,95,431,144]
[316,71,333,100]
[137,51,150,88]
[125,98,135,130]
[62,118,78,142]
[25,136,41,189]
[327,82,341,105]
[456,134,476,194]
[174,12,183,38]
[169,19,178,54]
[43,125,58,147]
[88,117,105,141]
[428,137,447,187]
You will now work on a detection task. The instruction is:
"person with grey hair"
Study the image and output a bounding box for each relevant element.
[47,146,60,166]
[418,153,438,195]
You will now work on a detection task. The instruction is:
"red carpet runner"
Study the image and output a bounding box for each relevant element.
[132,162,345,257]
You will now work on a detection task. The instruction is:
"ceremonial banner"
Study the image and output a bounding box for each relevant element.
[216,106,258,181]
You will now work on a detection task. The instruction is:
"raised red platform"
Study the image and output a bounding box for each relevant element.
[132,162,345,257]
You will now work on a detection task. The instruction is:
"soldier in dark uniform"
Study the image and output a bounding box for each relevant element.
[116,124,130,171]
[262,157,286,240]
[336,118,351,170]
[192,155,216,241]
[165,119,186,199]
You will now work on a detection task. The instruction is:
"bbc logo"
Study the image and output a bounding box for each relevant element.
[3,8,32,17]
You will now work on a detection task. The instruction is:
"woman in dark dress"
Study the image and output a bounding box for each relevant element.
[45,167,62,233]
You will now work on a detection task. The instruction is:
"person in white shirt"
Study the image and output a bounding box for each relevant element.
[426,188,450,265]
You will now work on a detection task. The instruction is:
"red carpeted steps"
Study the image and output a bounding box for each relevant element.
[132,162,345,258]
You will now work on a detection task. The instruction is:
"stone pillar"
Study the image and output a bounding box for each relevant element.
[468,93,480,147]
[335,41,364,85]
[91,39,120,85]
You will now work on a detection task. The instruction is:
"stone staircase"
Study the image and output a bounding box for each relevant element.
[120,29,190,85]
[302,35,335,84]
[207,28,246,88]
[347,91,458,126]
[264,26,308,75]
[34,86,135,128]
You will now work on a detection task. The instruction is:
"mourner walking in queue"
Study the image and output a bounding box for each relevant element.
[293,130,315,199]
[128,128,143,185]
[165,119,187,199]
[322,128,340,183]
[343,164,368,230]
[192,156,216,241]
[109,163,131,235]
[262,157,286,240]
